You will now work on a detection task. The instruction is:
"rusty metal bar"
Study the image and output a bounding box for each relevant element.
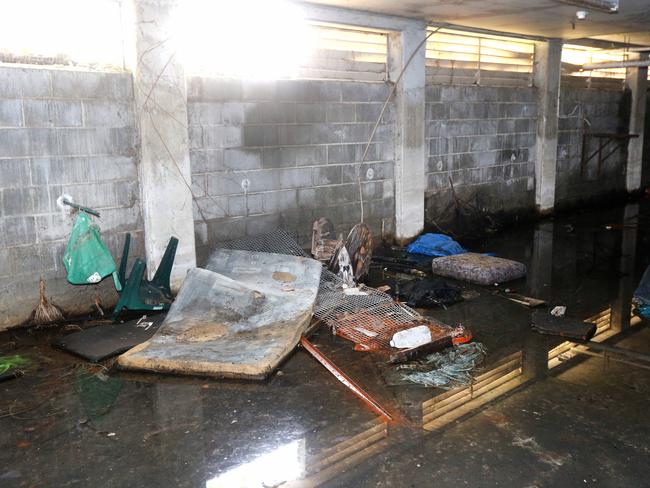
[300,336,393,422]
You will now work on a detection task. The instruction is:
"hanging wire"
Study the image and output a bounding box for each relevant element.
[357,26,444,222]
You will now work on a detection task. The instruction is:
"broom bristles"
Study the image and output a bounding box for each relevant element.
[33,278,65,326]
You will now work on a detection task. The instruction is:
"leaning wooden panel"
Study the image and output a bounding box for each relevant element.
[118,249,322,380]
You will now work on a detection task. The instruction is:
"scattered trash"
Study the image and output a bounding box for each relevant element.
[503,292,546,308]
[333,245,355,286]
[55,314,165,362]
[311,217,340,262]
[386,342,487,389]
[406,233,466,257]
[388,335,453,364]
[353,327,378,338]
[31,277,65,326]
[135,315,154,330]
[329,222,374,283]
[550,306,566,317]
[531,310,596,341]
[387,325,471,364]
[112,234,178,316]
[395,277,463,308]
[343,286,369,296]
[215,229,461,357]
[390,325,432,349]
[344,223,374,281]
[431,253,527,285]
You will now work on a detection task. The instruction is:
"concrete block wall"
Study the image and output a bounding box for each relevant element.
[424,85,537,228]
[556,87,627,206]
[187,78,395,262]
[0,66,141,330]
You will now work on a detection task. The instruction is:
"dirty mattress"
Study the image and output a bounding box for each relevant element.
[431,252,526,285]
[118,249,322,380]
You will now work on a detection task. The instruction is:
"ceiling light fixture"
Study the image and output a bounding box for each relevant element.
[576,10,589,20]
[554,0,619,13]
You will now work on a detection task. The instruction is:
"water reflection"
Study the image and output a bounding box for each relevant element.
[206,439,305,488]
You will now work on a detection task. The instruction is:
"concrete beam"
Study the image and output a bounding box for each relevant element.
[132,0,196,289]
[388,25,427,241]
[533,39,562,214]
[300,3,427,32]
[625,53,648,193]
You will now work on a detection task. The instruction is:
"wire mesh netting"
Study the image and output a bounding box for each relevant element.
[216,229,454,352]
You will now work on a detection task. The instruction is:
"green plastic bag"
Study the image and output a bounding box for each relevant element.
[63,211,122,291]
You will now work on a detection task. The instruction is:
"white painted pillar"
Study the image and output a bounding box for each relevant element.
[132,0,196,289]
[533,39,562,215]
[387,23,427,242]
[625,53,648,193]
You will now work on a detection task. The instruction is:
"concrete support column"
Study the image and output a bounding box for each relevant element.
[625,53,648,193]
[529,221,554,299]
[132,0,196,288]
[387,24,427,241]
[611,203,639,332]
[533,39,562,214]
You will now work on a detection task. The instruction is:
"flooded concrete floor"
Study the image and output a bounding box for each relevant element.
[1,200,650,487]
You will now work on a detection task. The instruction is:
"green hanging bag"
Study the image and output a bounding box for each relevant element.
[63,211,122,291]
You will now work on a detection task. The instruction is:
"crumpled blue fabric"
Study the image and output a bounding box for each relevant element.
[406,233,467,257]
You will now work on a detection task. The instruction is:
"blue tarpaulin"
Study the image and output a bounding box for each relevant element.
[406,233,467,257]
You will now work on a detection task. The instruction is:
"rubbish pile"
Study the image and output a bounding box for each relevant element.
[27,212,492,420]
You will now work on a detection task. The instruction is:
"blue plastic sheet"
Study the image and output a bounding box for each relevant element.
[406,233,466,257]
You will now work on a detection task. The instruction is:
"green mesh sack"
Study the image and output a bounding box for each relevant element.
[63,211,121,291]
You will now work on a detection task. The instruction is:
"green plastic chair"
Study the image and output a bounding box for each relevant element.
[112,233,178,317]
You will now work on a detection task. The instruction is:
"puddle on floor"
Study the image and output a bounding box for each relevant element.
[1,201,650,487]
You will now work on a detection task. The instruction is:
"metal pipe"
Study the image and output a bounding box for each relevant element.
[300,336,394,422]
[582,59,650,70]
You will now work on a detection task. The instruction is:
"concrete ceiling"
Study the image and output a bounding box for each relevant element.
[305,0,650,44]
